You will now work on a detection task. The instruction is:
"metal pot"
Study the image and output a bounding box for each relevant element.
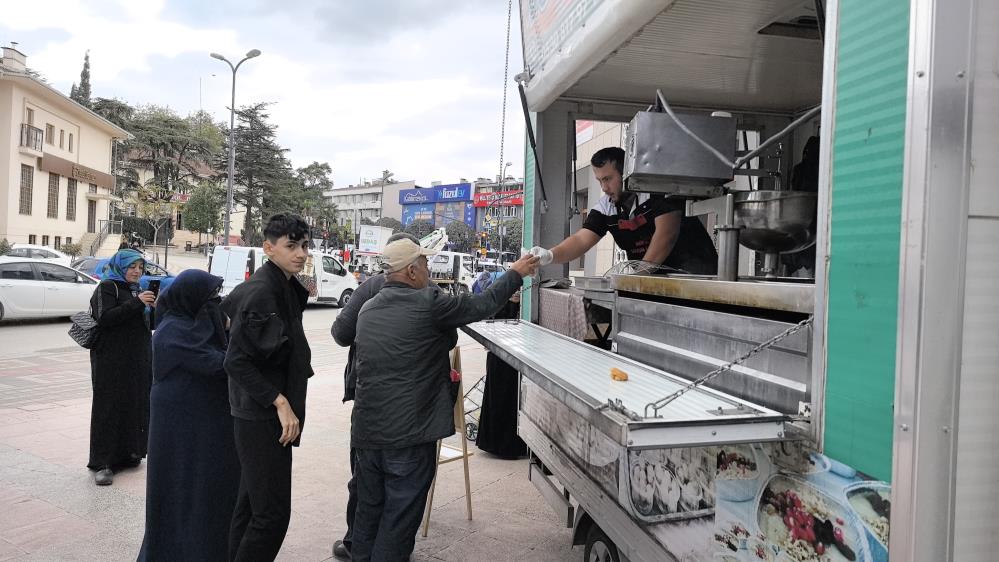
[733,191,817,254]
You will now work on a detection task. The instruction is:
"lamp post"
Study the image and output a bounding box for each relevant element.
[210,48,261,245]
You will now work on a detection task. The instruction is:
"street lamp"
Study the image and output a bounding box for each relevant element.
[210,48,261,245]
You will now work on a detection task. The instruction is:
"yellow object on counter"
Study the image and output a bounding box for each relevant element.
[610,368,629,381]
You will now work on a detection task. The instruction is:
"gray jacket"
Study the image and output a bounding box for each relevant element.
[351,270,523,449]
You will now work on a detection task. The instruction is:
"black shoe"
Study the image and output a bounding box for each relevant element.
[332,539,351,560]
[95,467,113,486]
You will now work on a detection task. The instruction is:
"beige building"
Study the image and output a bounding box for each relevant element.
[324,182,388,235]
[0,45,131,255]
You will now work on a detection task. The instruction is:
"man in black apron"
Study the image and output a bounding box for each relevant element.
[529,147,717,275]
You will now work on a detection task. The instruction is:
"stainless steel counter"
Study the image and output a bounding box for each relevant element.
[462,320,788,449]
[611,274,814,314]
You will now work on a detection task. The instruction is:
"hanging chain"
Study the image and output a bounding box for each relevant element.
[497,0,513,186]
[643,316,814,418]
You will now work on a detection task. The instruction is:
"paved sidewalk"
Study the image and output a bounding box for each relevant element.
[0,325,578,561]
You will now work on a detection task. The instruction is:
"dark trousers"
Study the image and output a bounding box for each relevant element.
[229,418,293,562]
[341,447,358,549]
[351,443,438,562]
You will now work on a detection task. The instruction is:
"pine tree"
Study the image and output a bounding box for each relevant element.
[70,51,92,108]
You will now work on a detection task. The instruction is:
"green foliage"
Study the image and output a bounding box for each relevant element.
[91,97,135,129]
[69,51,92,108]
[374,217,403,233]
[489,220,522,253]
[0,238,11,255]
[61,242,83,259]
[360,217,375,226]
[404,219,435,240]
[183,182,223,236]
[123,215,173,244]
[445,220,475,253]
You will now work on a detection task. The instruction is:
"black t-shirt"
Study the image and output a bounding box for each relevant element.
[582,193,718,274]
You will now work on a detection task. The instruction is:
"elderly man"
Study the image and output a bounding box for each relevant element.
[349,239,539,562]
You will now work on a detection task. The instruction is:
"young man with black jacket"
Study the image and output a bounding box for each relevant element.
[349,239,540,561]
[222,214,314,561]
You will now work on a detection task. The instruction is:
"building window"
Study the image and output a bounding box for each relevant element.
[19,164,33,215]
[68,133,74,153]
[42,235,49,246]
[47,173,60,218]
[66,179,77,221]
[25,107,34,125]
[45,124,54,144]
[59,130,65,149]
[28,235,36,245]
[66,237,72,245]
[89,183,97,194]
[54,236,62,249]
[176,212,184,231]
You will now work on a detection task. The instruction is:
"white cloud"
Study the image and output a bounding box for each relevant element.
[2,0,526,188]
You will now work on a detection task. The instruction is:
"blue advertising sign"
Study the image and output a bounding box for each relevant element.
[433,183,472,202]
[401,203,435,225]
[435,202,476,229]
[399,189,436,205]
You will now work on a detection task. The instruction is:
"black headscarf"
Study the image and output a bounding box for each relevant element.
[152,270,227,383]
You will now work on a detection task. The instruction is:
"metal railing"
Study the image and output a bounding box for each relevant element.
[89,219,123,257]
[19,124,43,151]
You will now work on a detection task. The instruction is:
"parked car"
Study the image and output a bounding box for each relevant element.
[5,244,73,267]
[0,260,97,321]
[72,256,175,290]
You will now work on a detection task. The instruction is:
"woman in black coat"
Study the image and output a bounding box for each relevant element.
[89,249,155,486]
[138,269,239,562]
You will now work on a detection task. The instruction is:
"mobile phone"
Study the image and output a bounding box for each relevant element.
[147,279,161,296]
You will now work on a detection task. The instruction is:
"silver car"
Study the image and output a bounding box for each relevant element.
[0,260,97,321]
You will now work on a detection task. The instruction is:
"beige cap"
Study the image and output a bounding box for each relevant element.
[379,239,437,273]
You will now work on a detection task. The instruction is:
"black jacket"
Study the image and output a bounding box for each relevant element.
[222,261,313,442]
[331,273,386,402]
[350,270,523,450]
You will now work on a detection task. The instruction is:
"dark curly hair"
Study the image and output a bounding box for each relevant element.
[263,213,310,243]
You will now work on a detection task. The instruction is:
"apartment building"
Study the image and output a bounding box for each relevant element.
[0,45,131,254]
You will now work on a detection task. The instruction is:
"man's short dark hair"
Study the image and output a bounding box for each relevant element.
[387,232,420,245]
[263,213,310,243]
[591,147,625,175]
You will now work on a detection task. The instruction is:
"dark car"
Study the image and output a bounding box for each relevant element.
[72,256,175,290]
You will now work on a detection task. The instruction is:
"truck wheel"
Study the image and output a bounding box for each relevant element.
[584,526,620,562]
[465,422,478,440]
[338,289,353,308]
[456,283,469,294]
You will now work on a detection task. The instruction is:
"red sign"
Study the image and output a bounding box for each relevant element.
[473,190,524,208]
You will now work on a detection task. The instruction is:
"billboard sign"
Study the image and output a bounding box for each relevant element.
[434,183,472,202]
[401,203,435,225]
[399,189,436,205]
[473,190,524,207]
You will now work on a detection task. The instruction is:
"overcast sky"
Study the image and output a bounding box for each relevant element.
[3,0,526,189]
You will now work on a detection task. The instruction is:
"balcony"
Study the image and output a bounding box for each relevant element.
[19,124,43,155]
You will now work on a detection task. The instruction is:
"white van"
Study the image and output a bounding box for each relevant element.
[429,251,476,293]
[208,246,357,306]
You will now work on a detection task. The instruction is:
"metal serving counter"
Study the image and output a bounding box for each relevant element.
[611,274,814,314]
[462,320,788,449]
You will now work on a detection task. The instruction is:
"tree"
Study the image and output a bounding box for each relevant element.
[126,186,177,246]
[360,217,375,226]
[374,217,403,233]
[0,238,11,255]
[404,219,435,240]
[489,220,523,254]
[295,161,338,240]
[445,221,475,253]
[61,242,83,259]
[92,97,135,130]
[183,182,223,245]
[223,103,299,245]
[69,51,92,108]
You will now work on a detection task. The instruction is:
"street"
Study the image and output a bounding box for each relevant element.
[0,305,577,561]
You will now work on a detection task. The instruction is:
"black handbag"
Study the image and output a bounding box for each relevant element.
[68,282,117,349]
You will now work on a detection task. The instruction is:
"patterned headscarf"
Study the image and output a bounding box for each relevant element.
[102,249,145,290]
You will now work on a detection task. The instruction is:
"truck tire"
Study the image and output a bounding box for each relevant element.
[584,525,620,562]
[338,289,353,308]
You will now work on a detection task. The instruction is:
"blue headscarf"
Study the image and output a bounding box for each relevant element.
[103,249,145,290]
[152,270,227,383]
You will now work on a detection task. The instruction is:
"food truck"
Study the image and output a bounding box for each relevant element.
[462,1,997,561]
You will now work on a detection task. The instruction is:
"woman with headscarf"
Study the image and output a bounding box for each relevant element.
[138,270,239,561]
[88,249,156,486]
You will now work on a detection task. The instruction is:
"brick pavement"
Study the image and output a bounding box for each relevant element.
[0,322,579,561]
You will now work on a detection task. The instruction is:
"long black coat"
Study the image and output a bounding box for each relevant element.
[139,270,238,562]
[88,279,151,470]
